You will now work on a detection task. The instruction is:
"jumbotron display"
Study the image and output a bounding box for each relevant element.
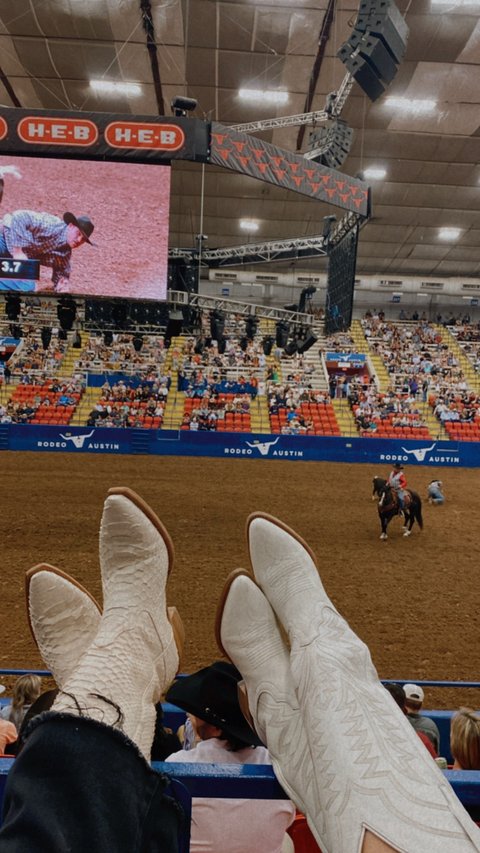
[0,154,171,300]
[324,225,359,336]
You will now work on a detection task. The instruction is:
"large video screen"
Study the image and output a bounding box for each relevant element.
[0,154,170,300]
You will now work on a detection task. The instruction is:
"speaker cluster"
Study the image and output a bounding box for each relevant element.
[307,120,354,169]
[337,0,409,102]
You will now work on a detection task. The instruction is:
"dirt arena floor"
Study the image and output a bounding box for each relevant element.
[1,451,478,710]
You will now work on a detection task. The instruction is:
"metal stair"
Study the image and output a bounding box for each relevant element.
[130,428,151,454]
[350,320,390,390]
[162,390,185,429]
[442,325,480,394]
[331,398,358,437]
[0,424,9,449]
[250,395,270,433]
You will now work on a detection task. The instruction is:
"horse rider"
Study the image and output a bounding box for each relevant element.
[387,462,407,512]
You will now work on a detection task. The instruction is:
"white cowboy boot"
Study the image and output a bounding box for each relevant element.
[53,489,183,760]
[217,570,326,841]
[26,564,101,689]
[229,513,480,853]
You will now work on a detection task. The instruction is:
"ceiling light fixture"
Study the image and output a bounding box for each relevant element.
[90,80,142,96]
[363,167,387,180]
[383,96,437,114]
[238,88,289,105]
[431,0,480,5]
[438,227,461,240]
[240,219,260,232]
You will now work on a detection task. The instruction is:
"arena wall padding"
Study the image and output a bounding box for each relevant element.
[0,424,478,467]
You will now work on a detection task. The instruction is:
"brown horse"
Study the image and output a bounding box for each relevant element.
[377,484,423,540]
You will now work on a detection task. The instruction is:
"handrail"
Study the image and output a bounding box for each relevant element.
[1,669,480,690]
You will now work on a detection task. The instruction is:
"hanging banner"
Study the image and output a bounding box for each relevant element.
[0,108,210,163]
[210,121,370,217]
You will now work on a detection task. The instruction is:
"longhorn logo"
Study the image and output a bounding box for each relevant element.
[59,430,94,449]
[245,437,280,456]
[401,443,436,462]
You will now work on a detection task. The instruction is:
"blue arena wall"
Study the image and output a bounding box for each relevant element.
[0,423,479,466]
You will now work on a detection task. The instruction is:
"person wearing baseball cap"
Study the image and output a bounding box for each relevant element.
[403,683,440,753]
[0,207,95,293]
[165,661,295,852]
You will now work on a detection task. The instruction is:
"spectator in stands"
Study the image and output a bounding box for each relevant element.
[165,661,295,852]
[0,683,18,753]
[403,683,440,753]
[427,479,445,505]
[0,674,41,730]
[383,682,437,758]
[387,462,408,511]
[0,717,17,755]
[450,709,480,770]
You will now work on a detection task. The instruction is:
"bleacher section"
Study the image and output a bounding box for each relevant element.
[2,296,480,443]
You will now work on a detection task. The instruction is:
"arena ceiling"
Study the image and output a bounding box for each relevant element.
[0,0,480,280]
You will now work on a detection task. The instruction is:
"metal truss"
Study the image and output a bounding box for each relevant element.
[168,212,367,268]
[202,235,328,266]
[329,210,366,248]
[228,74,354,134]
[168,238,327,267]
[168,290,314,327]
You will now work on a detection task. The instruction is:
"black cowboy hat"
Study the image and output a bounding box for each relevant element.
[63,212,96,245]
[393,462,404,469]
[166,661,264,747]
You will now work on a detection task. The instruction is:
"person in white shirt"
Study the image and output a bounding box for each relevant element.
[165,661,295,853]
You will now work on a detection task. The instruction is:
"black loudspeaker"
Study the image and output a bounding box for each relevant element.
[111,301,128,329]
[9,323,22,338]
[337,0,408,102]
[275,322,289,348]
[72,331,82,348]
[263,337,274,356]
[284,340,299,356]
[132,335,143,352]
[297,333,318,355]
[217,337,226,355]
[57,296,76,331]
[245,316,258,339]
[104,331,113,346]
[165,312,183,341]
[240,336,249,351]
[210,310,225,342]
[357,0,409,59]
[352,15,407,63]
[41,327,52,350]
[168,259,199,294]
[5,294,21,321]
[338,47,386,102]
[308,120,354,169]
[356,34,398,84]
